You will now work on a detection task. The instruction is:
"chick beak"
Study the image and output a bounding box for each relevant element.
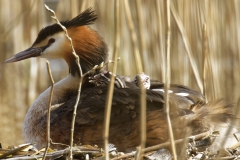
[4,47,43,63]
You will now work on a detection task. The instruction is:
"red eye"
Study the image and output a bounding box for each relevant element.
[48,38,55,44]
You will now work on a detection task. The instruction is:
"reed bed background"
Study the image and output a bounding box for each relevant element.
[0,0,240,148]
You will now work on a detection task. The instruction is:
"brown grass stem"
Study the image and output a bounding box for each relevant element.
[42,60,55,160]
[44,4,83,160]
[170,3,203,94]
[3,146,102,160]
[111,131,211,160]
[0,143,31,159]
[0,0,37,43]
[156,0,166,82]
[123,1,146,158]
[103,1,120,159]
[135,76,146,160]
[165,0,177,159]
[202,23,215,102]
[123,0,143,73]
[202,23,207,99]
[135,0,146,66]
[233,0,240,70]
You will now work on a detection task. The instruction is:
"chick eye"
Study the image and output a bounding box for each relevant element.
[48,38,55,44]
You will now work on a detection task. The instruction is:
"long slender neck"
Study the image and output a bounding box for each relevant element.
[31,75,80,111]
[23,75,80,146]
[65,53,107,77]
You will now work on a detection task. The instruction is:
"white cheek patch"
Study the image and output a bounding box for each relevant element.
[43,43,63,58]
[37,32,66,59]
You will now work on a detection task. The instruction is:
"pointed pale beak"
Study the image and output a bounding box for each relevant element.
[4,47,43,63]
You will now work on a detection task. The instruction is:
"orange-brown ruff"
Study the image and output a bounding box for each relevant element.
[5,8,236,152]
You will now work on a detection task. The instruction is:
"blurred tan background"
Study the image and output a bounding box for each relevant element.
[0,0,240,146]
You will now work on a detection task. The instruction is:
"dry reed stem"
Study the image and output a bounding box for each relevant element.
[202,23,207,100]
[123,0,143,73]
[5,146,102,160]
[208,58,216,100]
[134,75,147,160]
[0,0,37,43]
[165,0,177,159]
[42,61,55,160]
[111,131,212,160]
[231,141,240,151]
[233,0,240,67]
[123,1,146,158]
[103,1,120,159]
[170,3,203,94]
[0,143,31,159]
[44,5,83,160]
[155,0,166,82]
[135,0,146,64]
[201,23,216,101]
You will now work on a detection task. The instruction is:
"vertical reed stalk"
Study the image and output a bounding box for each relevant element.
[165,0,177,159]
[42,61,55,160]
[103,1,120,159]
[123,1,146,159]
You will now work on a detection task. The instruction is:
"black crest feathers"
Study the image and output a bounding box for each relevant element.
[33,8,97,45]
[61,7,97,27]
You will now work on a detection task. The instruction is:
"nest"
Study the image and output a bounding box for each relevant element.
[1,130,240,160]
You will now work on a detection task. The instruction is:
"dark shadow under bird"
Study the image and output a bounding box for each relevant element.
[4,8,237,153]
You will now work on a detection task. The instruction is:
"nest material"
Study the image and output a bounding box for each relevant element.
[1,131,240,160]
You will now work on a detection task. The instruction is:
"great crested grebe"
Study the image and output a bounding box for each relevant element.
[5,8,236,152]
